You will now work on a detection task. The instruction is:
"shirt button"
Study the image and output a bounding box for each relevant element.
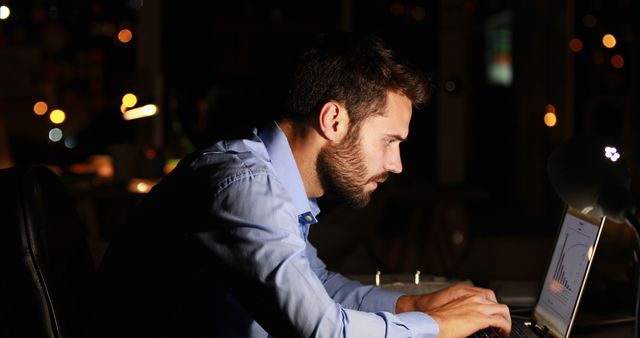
[304,215,313,222]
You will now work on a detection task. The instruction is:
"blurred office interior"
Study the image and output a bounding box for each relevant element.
[0,0,639,313]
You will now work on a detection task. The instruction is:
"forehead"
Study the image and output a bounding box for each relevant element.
[360,91,412,138]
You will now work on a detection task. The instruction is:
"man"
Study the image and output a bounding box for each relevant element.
[91,33,511,337]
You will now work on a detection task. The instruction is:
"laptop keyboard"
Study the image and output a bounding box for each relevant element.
[469,321,539,338]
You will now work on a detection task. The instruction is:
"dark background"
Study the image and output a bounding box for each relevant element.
[0,1,639,308]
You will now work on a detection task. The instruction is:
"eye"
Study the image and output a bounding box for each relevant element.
[384,138,397,146]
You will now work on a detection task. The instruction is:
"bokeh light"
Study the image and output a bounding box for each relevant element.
[0,6,10,20]
[544,112,557,127]
[569,38,583,52]
[611,54,624,69]
[544,104,557,127]
[49,109,66,124]
[48,128,63,142]
[33,101,48,115]
[122,93,137,108]
[117,28,133,43]
[602,34,617,48]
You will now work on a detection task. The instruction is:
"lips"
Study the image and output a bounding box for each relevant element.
[368,174,388,189]
[371,173,389,185]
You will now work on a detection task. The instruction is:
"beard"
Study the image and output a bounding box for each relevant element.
[317,126,388,208]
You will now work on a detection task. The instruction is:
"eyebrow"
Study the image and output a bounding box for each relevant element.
[387,134,407,142]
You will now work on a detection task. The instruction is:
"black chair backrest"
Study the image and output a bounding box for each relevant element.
[0,165,94,338]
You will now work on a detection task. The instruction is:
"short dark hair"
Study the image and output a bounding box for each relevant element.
[283,33,432,127]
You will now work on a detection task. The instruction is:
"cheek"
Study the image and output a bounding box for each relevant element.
[361,143,385,173]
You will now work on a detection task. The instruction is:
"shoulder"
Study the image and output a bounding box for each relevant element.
[170,138,270,190]
[179,139,298,228]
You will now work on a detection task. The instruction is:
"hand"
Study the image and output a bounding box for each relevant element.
[427,294,511,338]
[396,283,499,313]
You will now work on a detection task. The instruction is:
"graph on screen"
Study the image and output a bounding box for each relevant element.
[538,212,598,322]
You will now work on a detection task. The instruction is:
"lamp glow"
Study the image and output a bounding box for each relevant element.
[122,104,158,120]
[0,6,10,20]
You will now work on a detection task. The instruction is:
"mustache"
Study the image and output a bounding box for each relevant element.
[369,172,389,183]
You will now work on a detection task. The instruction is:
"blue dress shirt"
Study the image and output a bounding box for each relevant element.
[192,121,439,337]
[91,120,439,338]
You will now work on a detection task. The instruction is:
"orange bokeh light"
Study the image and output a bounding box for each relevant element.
[611,54,624,69]
[602,34,616,48]
[117,28,133,43]
[569,38,583,52]
[33,101,48,115]
[544,112,557,127]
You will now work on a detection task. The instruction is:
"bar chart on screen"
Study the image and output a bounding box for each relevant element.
[539,214,597,321]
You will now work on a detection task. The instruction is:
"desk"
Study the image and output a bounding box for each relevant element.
[347,274,636,337]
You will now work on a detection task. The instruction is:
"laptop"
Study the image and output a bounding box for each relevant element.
[472,206,606,338]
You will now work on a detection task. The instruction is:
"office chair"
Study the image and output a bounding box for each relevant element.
[0,165,94,338]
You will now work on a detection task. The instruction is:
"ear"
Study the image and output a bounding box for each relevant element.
[318,101,349,142]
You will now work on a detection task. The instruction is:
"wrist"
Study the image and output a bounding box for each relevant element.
[396,294,418,313]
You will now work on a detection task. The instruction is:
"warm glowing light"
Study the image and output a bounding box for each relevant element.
[545,104,556,114]
[48,128,63,142]
[569,38,583,52]
[587,245,594,260]
[602,34,616,48]
[137,182,149,192]
[544,112,557,127]
[90,155,114,178]
[122,93,137,108]
[611,54,624,69]
[0,6,10,20]
[128,178,158,194]
[34,101,48,115]
[144,148,157,159]
[164,158,180,175]
[49,109,66,124]
[122,104,158,120]
[117,28,133,43]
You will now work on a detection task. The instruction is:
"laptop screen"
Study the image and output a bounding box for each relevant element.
[532,207,605,337]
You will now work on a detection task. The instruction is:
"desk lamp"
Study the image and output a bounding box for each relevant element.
[547,135,640,337]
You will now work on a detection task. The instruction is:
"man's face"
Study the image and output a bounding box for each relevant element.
[317,92,412,207]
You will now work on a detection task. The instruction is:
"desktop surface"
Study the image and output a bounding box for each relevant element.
[347,273,635,338]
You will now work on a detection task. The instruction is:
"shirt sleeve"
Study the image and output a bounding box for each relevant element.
[304,240,404,313]
[194,170,439,337]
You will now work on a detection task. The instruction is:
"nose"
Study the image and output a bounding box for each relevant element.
[385,146,403,174]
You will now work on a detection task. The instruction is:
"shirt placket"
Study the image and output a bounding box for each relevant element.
[298,212,315,240]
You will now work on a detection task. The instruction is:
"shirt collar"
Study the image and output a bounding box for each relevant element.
[258,121,320,221]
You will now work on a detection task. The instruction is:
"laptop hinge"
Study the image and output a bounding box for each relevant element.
[533,324,551,337]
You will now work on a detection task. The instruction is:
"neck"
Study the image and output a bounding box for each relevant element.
[278,119,325,199]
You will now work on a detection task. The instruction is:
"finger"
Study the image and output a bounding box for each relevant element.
[459,285,499,303]
[481,289,498,303]
[481,303,511,325]
[467,286,498,303]
[489,315,511,337]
